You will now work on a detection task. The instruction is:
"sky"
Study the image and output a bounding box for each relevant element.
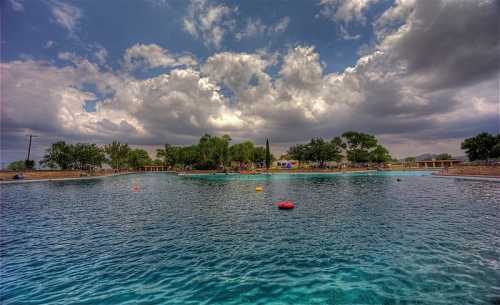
[1,0,499,164]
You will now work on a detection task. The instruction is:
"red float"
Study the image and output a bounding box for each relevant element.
[276,201,294,209]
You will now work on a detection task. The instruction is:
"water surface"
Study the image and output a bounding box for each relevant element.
[1,172,499,304]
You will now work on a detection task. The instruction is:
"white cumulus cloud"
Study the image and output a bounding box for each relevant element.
[2,0,498,161]
[123,43,197,71]
[183,0,237,49]
[49,0,82,35]
[319,0,380,23]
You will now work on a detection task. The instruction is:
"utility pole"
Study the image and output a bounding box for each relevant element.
[26,134,39,160]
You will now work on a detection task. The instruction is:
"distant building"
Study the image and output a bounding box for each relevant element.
[416,159,462,168]
[142,165,168,171]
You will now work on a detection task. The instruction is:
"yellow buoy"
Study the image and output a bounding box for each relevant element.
[255,186,263,192]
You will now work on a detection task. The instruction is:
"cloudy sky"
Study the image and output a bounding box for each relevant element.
[1,0,499,164]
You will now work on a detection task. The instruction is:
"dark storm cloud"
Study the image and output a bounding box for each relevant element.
[390,0,500,90]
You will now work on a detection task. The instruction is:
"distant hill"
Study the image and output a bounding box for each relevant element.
[415,153,434,161]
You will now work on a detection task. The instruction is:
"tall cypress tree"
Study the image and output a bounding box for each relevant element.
[265,138,271,170]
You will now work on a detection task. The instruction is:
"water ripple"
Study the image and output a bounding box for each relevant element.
[1,173,499,304]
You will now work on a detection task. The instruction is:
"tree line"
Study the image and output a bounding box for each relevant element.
[155,135,273,170]
[287,131,392,166]
[7,131,499,171]
[37,141,152,170]
[5,131,393,171]
[33,134,273,171]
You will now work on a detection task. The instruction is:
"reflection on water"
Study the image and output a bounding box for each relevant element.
[1,173,499,304]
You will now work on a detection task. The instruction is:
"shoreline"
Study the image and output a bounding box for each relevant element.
[175,167,434,175]
[0,169,420,184]
[0,172,139,184]
[2,166,498,184]
[179,169,380,176]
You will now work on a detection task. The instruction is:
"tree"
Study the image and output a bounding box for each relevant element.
[8,160,26,171]
[176,145,199,167]
[197,134,231,169]
[435,153,453,160]
[341,131,390,164]
[304,137,343,167]
[369,145,391,163]
[105,141,130,169]
[229,141,255,164]
[404,156,416,163]
[252,147,266,164]
[156,144,175,167]
[288,137,344,168]
[491,142,500,159]
[40,141,74,169]
[342,131,377,150]
[461,132,498,161]
[152,159,163,166]
[24,160,35,169]
[265,138,271,170]
[287,144,308,167]
[329,137,345,162]
[41,141,105,170]
[72,143,106,170]
[128,149,151,169]
[342,131,378,163]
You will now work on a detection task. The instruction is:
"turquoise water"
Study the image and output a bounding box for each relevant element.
[1,172,499,304]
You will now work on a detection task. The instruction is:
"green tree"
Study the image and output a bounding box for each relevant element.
[461,132,498,161]
[404,156,416,163]
[176,145,199,167]
[128,149,151,169]
[435,153,453,160]
[287,144,308,167]
[304,138,343,167]
[305,138,342,167]
[329,137,345,162]
[198,134,231,169]
[40,141,74,169]
[252,146,266,164]
[152,159,163,166]
[72,143,106,170]
[41,141,105,170]
[24,160,35,169]
[8,160,26,171]
[342,131,377,150]
[156,144,176,167]
[229,141,255,163]
[105,141,130,169]
[341,131,381,163]
[491,141,500,159]
[265,138,271,170]
[345,148,371,163]
[369,145,391,163]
